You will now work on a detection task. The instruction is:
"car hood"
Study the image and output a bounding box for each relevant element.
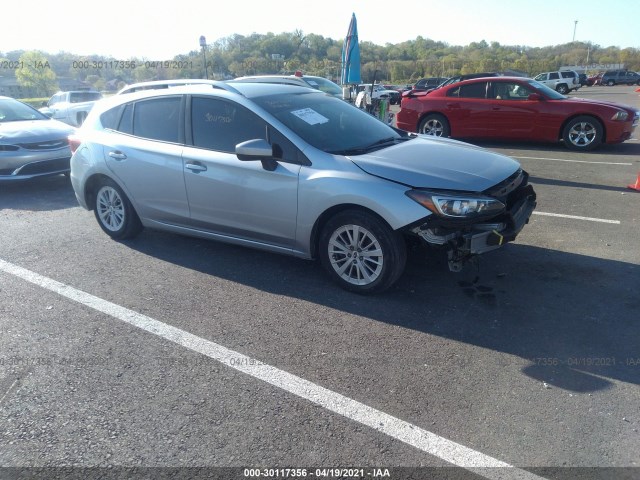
[0,119,75,143]
[349,136,521,192]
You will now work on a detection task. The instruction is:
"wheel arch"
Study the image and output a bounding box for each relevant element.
[309,204,400,260]
[83,173,129,211]
[558,114,607,143]
[416,110,451,135]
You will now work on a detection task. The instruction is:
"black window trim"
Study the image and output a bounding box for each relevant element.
[102,95,186,146]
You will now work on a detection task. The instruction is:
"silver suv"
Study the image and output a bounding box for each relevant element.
[70,82,536,293]
[533,71,581,94]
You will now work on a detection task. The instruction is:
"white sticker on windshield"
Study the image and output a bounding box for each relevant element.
[291,108,329,125]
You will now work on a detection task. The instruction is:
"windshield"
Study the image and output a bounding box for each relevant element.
[253,92,403,154]
[0,98,49,122]
[302,77,342,96]
[526,79,566,99]
[69,91,102,103]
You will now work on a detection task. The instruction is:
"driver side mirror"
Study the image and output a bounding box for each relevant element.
[235,138,278,171]
[527,93,543,101]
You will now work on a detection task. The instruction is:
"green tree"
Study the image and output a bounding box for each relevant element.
[15,51,58,96]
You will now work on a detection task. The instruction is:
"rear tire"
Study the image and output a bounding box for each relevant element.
[319,210,406,294]
[556,84,569,94]
[93,178,143,239]
[418,113,450,137]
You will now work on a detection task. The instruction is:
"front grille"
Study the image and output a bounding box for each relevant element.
[483,168,525,203]
[0,145,20,152]
[17,139,68,150]
[13,157,70,176]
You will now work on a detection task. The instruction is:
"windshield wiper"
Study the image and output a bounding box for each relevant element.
[328,137,403,155]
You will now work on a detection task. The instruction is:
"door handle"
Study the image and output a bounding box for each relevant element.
[185,163,207,172]
[108,151,127,160]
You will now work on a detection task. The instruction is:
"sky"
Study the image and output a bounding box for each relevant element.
[1,0,638,59]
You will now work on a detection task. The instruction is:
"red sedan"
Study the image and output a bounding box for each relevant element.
[397,76,639,150]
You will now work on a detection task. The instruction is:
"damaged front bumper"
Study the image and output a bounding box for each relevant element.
[411,184,537,271]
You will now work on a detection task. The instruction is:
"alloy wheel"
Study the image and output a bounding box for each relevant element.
[328,224,384,286]
[96,186,125,232]
[421,118,445,136]
[567,121,597,148]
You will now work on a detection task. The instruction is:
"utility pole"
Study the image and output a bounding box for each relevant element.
[573,20,578,42]
[199,36,208,79]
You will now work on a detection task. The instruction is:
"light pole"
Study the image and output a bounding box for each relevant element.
[572,20,578,42]
[199,35,208,79]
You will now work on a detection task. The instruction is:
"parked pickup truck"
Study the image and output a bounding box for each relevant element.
[40,90,102,127]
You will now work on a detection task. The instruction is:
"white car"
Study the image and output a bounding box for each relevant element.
[357,83,399,103]
[39,90,102,126]
[533,71,581,94]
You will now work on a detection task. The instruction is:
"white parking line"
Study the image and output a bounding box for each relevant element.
[513,156,632,165]
[533,211,621,224]
[0,258,546,480]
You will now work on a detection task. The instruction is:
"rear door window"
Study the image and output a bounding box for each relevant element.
[132,97,182,143]
[448,82,488,99]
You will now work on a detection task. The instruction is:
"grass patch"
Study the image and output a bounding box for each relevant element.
[19,97,49,108]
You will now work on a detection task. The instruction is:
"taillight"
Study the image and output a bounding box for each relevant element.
[68,134,81,154]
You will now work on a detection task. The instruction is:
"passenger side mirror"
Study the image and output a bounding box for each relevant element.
[527,93,543,101]
[235,138,278,171]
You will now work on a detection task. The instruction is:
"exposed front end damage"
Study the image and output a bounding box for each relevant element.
[409,169,537,271]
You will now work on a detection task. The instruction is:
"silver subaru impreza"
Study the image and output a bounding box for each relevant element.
[70,81,536,293]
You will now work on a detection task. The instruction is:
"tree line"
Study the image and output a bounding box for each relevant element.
[2,31,639,97]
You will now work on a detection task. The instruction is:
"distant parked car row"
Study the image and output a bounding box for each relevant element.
[409,68,640,97]
[585,70,640,87]
[600,70,640,86]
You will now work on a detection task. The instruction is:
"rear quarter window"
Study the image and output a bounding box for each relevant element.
[100,104,125,130]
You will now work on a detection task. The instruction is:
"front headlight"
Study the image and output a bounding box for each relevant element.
[611,111,629,121]
[406,190,505,219]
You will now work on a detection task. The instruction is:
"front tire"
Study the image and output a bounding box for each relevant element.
[319,210,406,294]
[93,178,143,239]
[418,113,450,137]
[562,116,603,151]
